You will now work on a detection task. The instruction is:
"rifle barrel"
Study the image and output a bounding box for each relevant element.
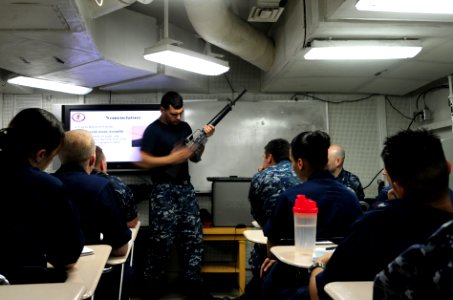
[207,89,247,126]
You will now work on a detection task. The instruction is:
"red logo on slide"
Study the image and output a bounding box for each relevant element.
[72,113,86,122]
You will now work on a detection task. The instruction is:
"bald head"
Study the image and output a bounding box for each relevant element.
[327,144,346,177]
[59,129,96,172]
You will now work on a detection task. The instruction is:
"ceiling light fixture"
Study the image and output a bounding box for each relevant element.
[143,0,229,76]
[144,39,229,76]
[356,0,453,14]
[304,40,422,60]
[7,76,93,95]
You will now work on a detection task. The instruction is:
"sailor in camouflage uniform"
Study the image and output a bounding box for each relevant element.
[374,219,453,300]
[92,146,139,228]
[139,91,215,300]
[327,143,365,201]
[245,138,301,300]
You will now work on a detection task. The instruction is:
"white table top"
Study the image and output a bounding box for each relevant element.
[270,245,336,268]
[0,282,85,300]
[251,220,261,228]
[66,244,112,299]
[243,229,267,244]
[324,281,373,300]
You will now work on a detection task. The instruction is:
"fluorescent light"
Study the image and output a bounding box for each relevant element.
[304,40,422,60]
[356,0,453,14]
[144,43,230,76]
[7,76,92,95]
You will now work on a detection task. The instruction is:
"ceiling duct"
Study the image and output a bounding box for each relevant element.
[184,0,275,71]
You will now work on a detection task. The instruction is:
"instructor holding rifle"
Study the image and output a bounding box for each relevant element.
[139,90,246,300]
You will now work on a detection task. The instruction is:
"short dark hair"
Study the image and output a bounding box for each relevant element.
[265,138,291,163]
[291,130,330,171]
[381,129,449,203]
[161,91,183,109]
[95,145,106,167]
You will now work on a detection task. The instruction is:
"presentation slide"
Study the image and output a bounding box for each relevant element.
[69,110,160,162]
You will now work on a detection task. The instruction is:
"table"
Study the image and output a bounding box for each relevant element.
[0,282,85,300]
[270,245,336,268]
[66,244,112,299]
[106,221,141,300]
[324,281,373,300]
[243,229,267,244]
[202,227,249,295]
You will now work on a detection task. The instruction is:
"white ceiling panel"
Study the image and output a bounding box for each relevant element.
[284,59,401,78]
[42,60,155,87]
[357,77,428,95]
[0,3,68,30]
[262,76,367,94]
[383,61,453,81]
[1,0,453,95]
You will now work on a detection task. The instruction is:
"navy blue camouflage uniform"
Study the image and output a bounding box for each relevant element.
[248,160,300,275]
[141,118,204,290]
[92,170,138,224]
[243,160,300,300]
[336,168,365,201]
[374,219,453,300]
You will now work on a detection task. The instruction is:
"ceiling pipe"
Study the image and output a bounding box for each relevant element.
[184,0,275,71]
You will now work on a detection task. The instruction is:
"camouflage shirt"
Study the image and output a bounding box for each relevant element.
[374,219,453,299]
[248,160,301,274]
[92,170,138,223]
[249,160,301,227]
[336,168,365,201]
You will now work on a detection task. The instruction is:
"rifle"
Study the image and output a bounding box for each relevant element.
[185,89,247,160]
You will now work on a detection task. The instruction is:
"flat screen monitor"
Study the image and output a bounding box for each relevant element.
[61,104,160,171]
[208,177,253,227]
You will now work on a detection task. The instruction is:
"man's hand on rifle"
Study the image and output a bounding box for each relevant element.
[203,124,215,137]
[170,145,194,164]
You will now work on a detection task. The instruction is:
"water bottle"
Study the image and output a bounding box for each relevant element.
[293,194,318,257]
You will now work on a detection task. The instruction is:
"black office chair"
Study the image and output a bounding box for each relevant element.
[359,200,370,212]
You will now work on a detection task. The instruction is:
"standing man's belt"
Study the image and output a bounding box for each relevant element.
[152,179,190,185]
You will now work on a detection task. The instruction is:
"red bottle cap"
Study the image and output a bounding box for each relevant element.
[293,194,318,214]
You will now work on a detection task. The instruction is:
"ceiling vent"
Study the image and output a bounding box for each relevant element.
[247,0,285,22]
[87,0,137,19]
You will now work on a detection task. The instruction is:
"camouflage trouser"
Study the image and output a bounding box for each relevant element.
[249,243,267,277]
[143,183,203,284]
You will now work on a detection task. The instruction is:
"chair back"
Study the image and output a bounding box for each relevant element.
[0,274,10,285]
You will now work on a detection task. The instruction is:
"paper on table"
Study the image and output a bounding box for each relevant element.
[316,240,334,245]
[313,247,335,260]
[81,246,95,256]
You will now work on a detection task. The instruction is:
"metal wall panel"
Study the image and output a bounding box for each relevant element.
[184,99,328,192]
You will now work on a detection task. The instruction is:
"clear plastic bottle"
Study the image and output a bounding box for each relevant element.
[293,195,318,257]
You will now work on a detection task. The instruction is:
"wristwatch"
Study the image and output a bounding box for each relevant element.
[308,261,326,274]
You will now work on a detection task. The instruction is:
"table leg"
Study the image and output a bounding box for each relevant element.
[238,239,246,294]
[118,264,124,300]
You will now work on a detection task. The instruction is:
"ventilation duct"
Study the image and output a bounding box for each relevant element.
[184,0,275,71]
